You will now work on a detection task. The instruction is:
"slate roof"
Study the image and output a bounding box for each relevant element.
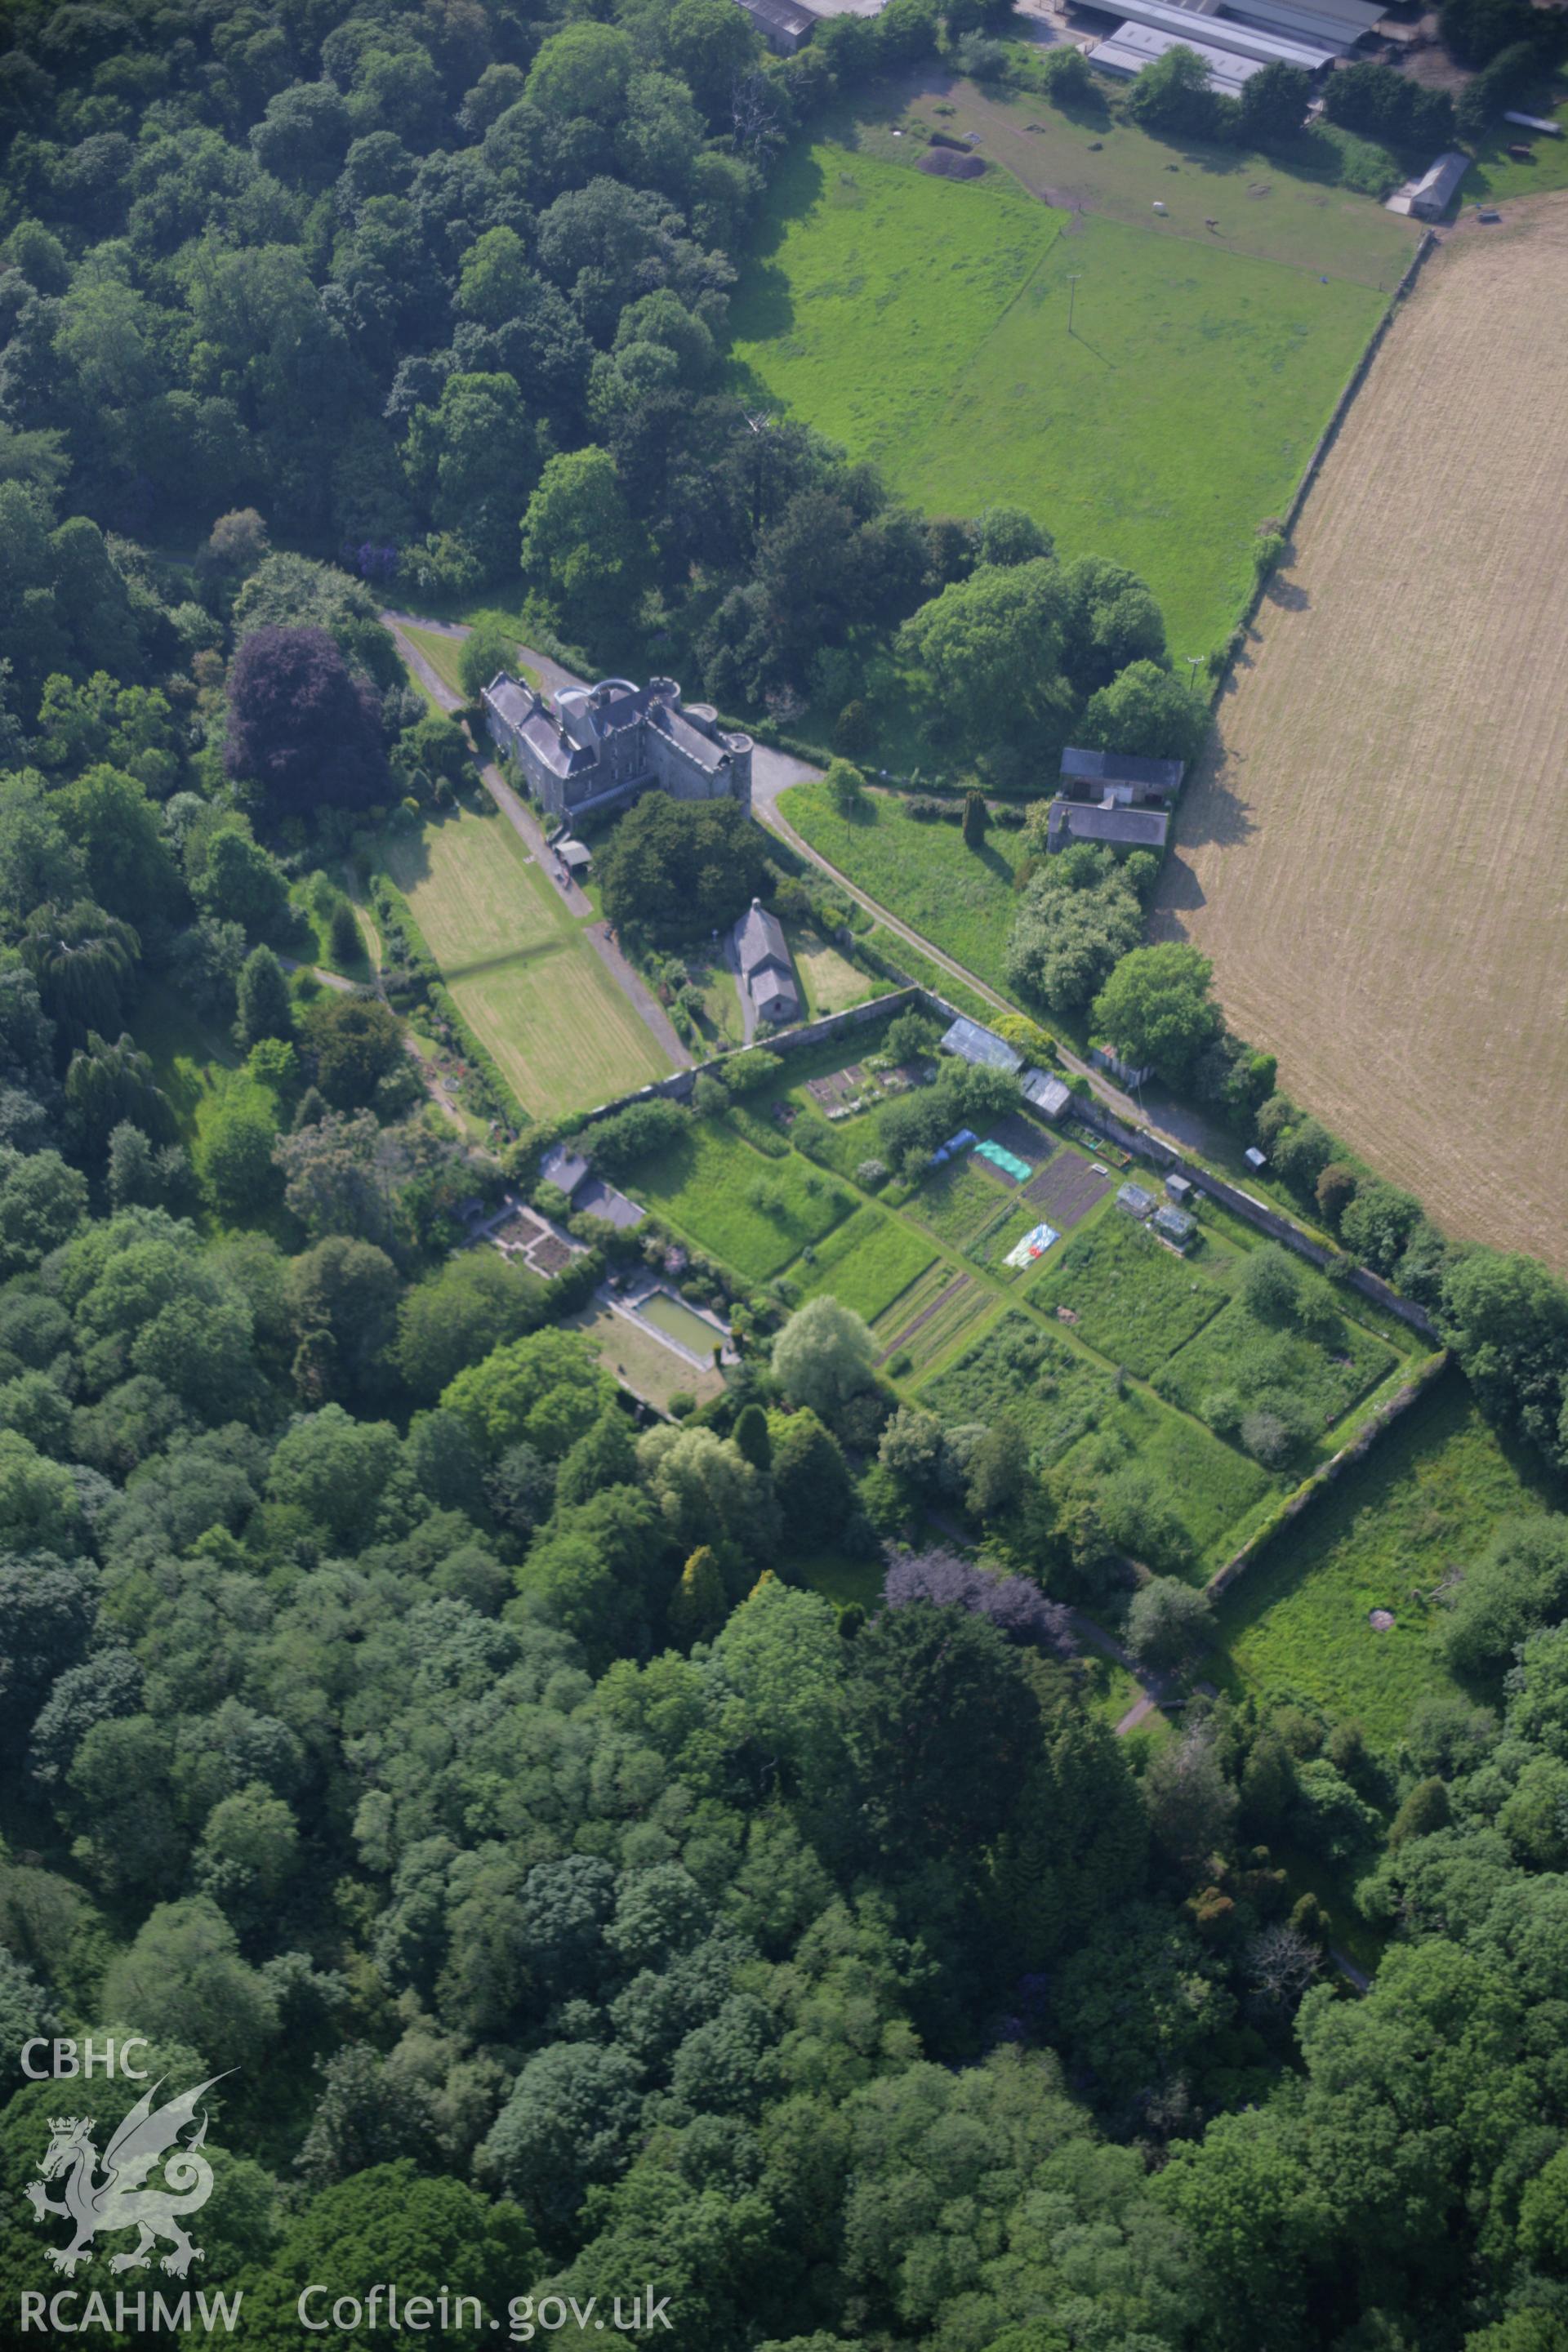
[1059,746,1186,799]
[649,700,733,768]
[540,1145,590,1199]
[1047,800,1170,850]
[575,1176,645,1230]
[737,0,817,35]
[736,899,791,978]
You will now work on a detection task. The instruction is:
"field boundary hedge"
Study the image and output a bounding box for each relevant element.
[1235,229,1437,645]
[1206,1347,1452,1597]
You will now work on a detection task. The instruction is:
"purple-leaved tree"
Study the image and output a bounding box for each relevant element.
[883,1547,1074,1659]
[225,625,389,817]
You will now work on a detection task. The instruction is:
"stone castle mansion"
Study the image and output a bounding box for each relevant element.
[481,672,753,824]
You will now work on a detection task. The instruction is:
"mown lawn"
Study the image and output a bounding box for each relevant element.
[1213,1372,1561,1748]
[787,1205,937,1322]
[381,804,671,1120]
[862,80,1421,288]
[732,138,1391,658]
[864,926,997,1022]
[1031,1212,1227,1375]
[399,620,541,703]
[400,622,469,702]
[789,923,875,1017]
[782,785,1024,994]
[632,1124,857,1281]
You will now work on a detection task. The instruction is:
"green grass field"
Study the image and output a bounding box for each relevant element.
[731,137,1392,657]
[870,79,1420,287]
[790,923,875,1017]
[1463,99,1568,204]
[399,621,541,705]
[920,1310,1115,1467]
[1154,1294,1397,1448]
[788,1204,937,1321]
[795,1548,886,1612]
[400,623,469,702]
[1214,1374,1561,1747]
[1031,1212,1227,1374]
[864,926,996,1022]
[911,1153,1024,1248]
[633,1121,856,1281]
[1063,1386,1280,1577]
[782,784,1021,994]
[381,805,671,1120]
[136,980,239,1152]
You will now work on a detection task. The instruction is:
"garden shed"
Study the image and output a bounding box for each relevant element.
[1022,1067,1072,1120]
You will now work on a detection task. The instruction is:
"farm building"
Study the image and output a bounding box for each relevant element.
[483,673,753,825]
[733,898,801,1026]
[1045,799,1170,853]
[1022,1067,1073,1120]
[733,0,817,48]
[1089,21,1270,91]
[1060,746,1185,804]
[939,1017,1025,1074]
[1388,152,1471,219]
[1078,0,1365,93]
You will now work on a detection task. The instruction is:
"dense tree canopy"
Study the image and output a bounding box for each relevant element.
[225,626,389,817]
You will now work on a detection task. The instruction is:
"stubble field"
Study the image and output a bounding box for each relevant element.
[1156,199,1568,1271]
